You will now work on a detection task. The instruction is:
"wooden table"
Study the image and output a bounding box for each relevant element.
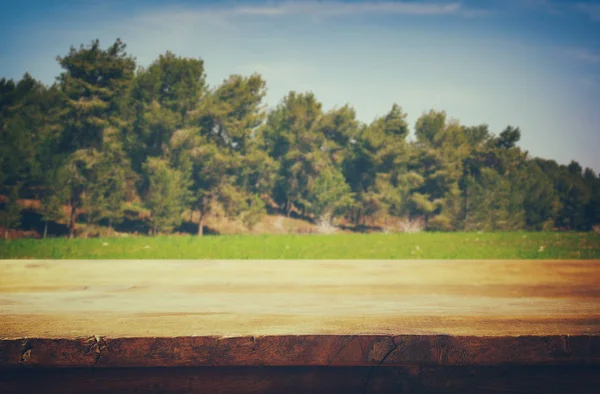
[1,259,600,393]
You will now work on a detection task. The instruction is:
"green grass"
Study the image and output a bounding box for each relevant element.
[0,232,599,259]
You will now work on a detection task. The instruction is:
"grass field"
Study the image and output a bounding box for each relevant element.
[0,232,599,259]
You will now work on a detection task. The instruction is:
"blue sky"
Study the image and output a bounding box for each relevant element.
[2,0,600,171]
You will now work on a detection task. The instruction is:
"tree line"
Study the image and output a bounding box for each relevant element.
[1,39,599,238]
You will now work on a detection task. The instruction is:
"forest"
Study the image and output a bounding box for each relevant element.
[1,38,599,239]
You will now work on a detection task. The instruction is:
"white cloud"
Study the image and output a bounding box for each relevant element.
[98,1,484,22]
[234,6,286,16]
[575,2,600,21]
[232,1,464,17]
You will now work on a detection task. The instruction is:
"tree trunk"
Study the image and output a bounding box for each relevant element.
[198,196,208,236]
[108,218,112,236]
[189,210,194,222]
[43,220,48,239]
[465,186,469,225]
[286,199,292,217]
[84,220,90,239]
[355,209,361,228]
[198,210,205,236]
[68,203,76,239]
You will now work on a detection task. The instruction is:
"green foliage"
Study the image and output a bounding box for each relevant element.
[523,161,557,230]
[57,38,136,152]
[585,169,600,229]
[51,39,137,238]
[241,194,266,230]
[309,166,353,223]
[143,158,187,234]
[415,109,446,146]
[427,214,454,231]
[131,51,206,164]
[40,189,66,224]
[0,75,61,189]
[316,104,360,165]
[0,183,22,237]
[260,91,327,216]
[464,168,513,231]
[218,184,252,219]
[462,124,490,147]
[496,126,521,149]
[1,38,599,240]
[40,166,69,235]
[343,104,411,223]
[177,73,271,234]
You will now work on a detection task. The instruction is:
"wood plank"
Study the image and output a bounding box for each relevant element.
[2,335,600,368]
[1,260,600,368]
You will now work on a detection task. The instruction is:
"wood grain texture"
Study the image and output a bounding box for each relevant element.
[1,335,600,368]
[1,259,600,368]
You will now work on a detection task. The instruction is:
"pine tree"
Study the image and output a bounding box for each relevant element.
[56,38,136,238]
[186,74,270,234]
[260,91,326,217]
[342,104,411,226]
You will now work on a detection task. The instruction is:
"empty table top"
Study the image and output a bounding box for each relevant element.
[1,259,599,368]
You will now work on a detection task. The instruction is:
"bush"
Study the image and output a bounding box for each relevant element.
[427,214,453,231]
